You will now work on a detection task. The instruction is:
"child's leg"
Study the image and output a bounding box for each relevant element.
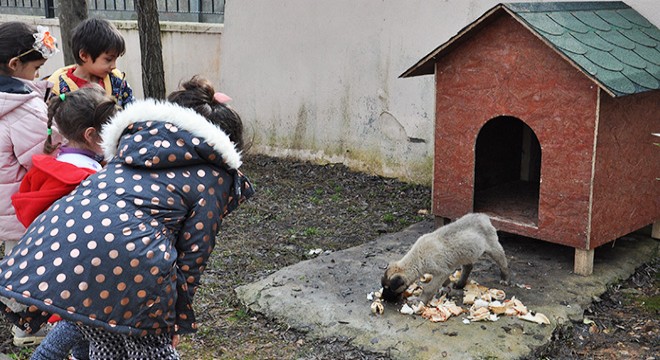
[77,324,128,360]
[71,339,91,360]
[30,321,88,360]
[126,333,179,360]
[77,324,178,360]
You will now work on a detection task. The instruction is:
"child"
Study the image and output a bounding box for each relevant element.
[48,17,135,108]
[0,21,59,256]
[0,20,60,348]
[10,85,118,360]
[0,76,254,359]
[12,85,118,228]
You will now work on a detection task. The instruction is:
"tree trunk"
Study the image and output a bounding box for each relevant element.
[57,0,88,65]
[136,0,166,99]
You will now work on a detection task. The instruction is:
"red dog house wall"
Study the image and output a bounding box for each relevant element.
[401,2,660,275]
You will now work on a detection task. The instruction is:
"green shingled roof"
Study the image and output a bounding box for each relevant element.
[508,2,660,96]
[401,2,660,97]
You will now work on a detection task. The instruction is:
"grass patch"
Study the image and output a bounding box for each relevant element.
[303,227,320,236]
[227,308,250,323]
[382,213,395,223]
[7,348,32,360]
[639,294,660,312]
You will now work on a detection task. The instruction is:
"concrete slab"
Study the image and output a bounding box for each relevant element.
[236,221,659,360]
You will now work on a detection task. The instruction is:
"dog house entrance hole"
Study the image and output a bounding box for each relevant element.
[473,116,541,226]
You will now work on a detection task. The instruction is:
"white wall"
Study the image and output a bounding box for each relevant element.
[0,15,223,98]
[219,0,660,184]
[3,1,658,185]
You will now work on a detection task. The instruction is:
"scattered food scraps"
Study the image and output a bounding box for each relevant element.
[518,312,550,325]
[367,274,550,326]
[462,282,491,305]
[469,306,498,322]
[411,301,426,314]
[488,288,506,301]
[422,306,452,322]
[370,299,384,315]
[308,248,323,256]
[400,303,414,315]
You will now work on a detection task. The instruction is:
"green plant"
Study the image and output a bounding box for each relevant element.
[8,347,33,360]
[639,292,660,312]
[303,227,319,236]
[227,308,250,323]
[382,213,395,223]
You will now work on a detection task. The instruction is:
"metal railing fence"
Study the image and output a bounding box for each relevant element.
[0,0,224,23]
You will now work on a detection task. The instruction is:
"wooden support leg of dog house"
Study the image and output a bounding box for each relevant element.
[434,216,451,229]
[652,221,660,240]
[574,248,594,276]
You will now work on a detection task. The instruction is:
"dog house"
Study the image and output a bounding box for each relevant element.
[401,2,660,275]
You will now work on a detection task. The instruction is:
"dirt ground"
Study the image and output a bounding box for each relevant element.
[0,154,657,359]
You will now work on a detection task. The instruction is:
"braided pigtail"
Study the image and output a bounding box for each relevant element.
[43,94,64,154]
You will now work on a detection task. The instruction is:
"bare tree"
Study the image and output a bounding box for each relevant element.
[57,0,88,65]
[136,0,166,99]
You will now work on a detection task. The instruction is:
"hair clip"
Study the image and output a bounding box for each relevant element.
[59,93,66,101]
[213,92,232,104]
[32,26,59,59]
[47,128,52,136]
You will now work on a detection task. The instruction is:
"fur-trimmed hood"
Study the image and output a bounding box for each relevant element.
[101,99,242,169]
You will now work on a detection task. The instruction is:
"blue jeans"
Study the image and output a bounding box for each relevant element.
[31,321,89,360]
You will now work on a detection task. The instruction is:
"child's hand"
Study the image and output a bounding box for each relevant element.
[172,334,180,348]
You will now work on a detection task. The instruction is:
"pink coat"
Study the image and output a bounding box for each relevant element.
[0,77,55,241]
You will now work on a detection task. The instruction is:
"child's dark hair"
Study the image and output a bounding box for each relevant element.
[0,22,47,74]
[44,85,119,154]
[71,18,125,65]
[167,76,245,152]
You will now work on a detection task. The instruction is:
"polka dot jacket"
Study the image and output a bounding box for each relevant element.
[0,99,254,337]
